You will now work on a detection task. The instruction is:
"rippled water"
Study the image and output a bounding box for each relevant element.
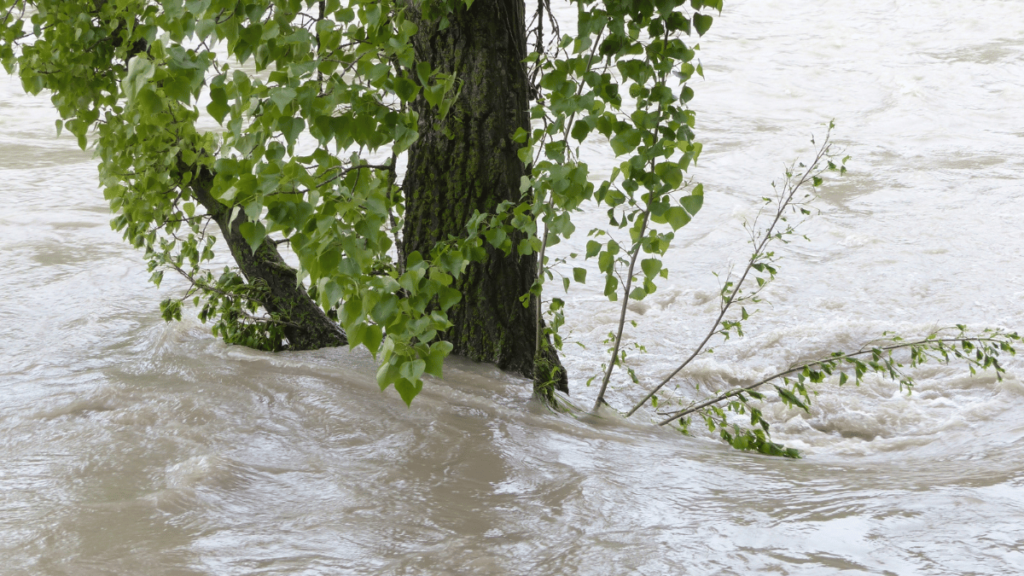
[3,0,1024,574]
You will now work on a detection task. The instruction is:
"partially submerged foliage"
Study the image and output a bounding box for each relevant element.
[657,327,1020,457]
[586,125,1021,457]
[2,0,479,404]
[0,0,724,405]
[2,0,1016,456]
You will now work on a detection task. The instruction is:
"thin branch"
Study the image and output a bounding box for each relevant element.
[626,133,834,417]
[313,162,392,190]
[656,335,1015,426]
[166,262,301,328]
[592,201,653,410]
[531,21,607,354]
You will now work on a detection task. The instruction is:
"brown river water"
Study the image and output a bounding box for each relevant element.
[2,0,1024,573]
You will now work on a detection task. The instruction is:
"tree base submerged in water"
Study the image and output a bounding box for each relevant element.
[2,0,1016,455]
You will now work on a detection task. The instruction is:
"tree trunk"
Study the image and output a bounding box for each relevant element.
[403,0,568,396]
[188,167,347,351]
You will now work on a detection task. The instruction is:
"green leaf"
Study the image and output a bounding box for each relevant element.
[376,360,399,390]
[665,206,691,230]
[423,83,445,108]
[571,120,591,142]
[322,280,344,309]
[517,144,534,164]
[604,274,619,298]
[425,340,453,377]
[393,122,419,154]
[439,286,462,311]
[656,163,683,189]
[238,221,266,254]
[399,268,424,295]
[269,87,296,112]
[207,87,229,124]
[137,88,163,114]
[640,258,662,278]
[400,358,426,383]
[610,129,642,156]
[573,267,587,283]
[416,61,432,86]
[485,226,507,249]
[123,56,155,106]
[394,378,423,406]
[371,295,399,325]
[364,325,384,358]
[394,75,420,102]
[278,116,305,149]
[694,13,714,36]
[774,385,810,412]
[348,322,367,349]
[680,194,703,217]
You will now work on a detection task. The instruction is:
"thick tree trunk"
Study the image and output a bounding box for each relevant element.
[403,0,568,396]
[188,167,347,351]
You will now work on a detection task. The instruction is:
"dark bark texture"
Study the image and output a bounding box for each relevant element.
[188,167,347,351]
[403,0,567,394]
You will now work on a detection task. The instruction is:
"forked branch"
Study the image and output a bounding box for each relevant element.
[626,128,837,417]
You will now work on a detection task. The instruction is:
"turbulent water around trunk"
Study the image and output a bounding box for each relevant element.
[2,0,1024,573]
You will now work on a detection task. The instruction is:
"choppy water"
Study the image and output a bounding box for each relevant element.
[2,0,1024,573]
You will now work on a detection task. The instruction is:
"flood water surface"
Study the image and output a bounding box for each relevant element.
[2,0,1024,574]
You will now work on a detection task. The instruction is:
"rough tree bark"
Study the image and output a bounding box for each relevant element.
[403,0,568,397]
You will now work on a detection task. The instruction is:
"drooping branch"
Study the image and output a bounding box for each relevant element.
[184,164,347,350]
[656,330,1020,427]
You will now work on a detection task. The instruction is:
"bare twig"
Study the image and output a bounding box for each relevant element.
[592,202,653,410]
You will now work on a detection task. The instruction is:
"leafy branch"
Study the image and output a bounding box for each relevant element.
[654,327,1019,458]
[658,328,1020,427]
[592,24,676,411]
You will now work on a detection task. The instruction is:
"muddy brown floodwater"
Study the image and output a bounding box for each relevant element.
[2,0,1024,574]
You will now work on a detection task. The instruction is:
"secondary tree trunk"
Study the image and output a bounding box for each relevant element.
[403,0,568,396]
[187,166,347,351]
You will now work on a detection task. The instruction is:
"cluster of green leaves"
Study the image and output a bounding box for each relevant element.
[159,264,291,350]
[1,0,479,405]
[488,0,724,409]
[2,0,725,406]
[697,397,799,458]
